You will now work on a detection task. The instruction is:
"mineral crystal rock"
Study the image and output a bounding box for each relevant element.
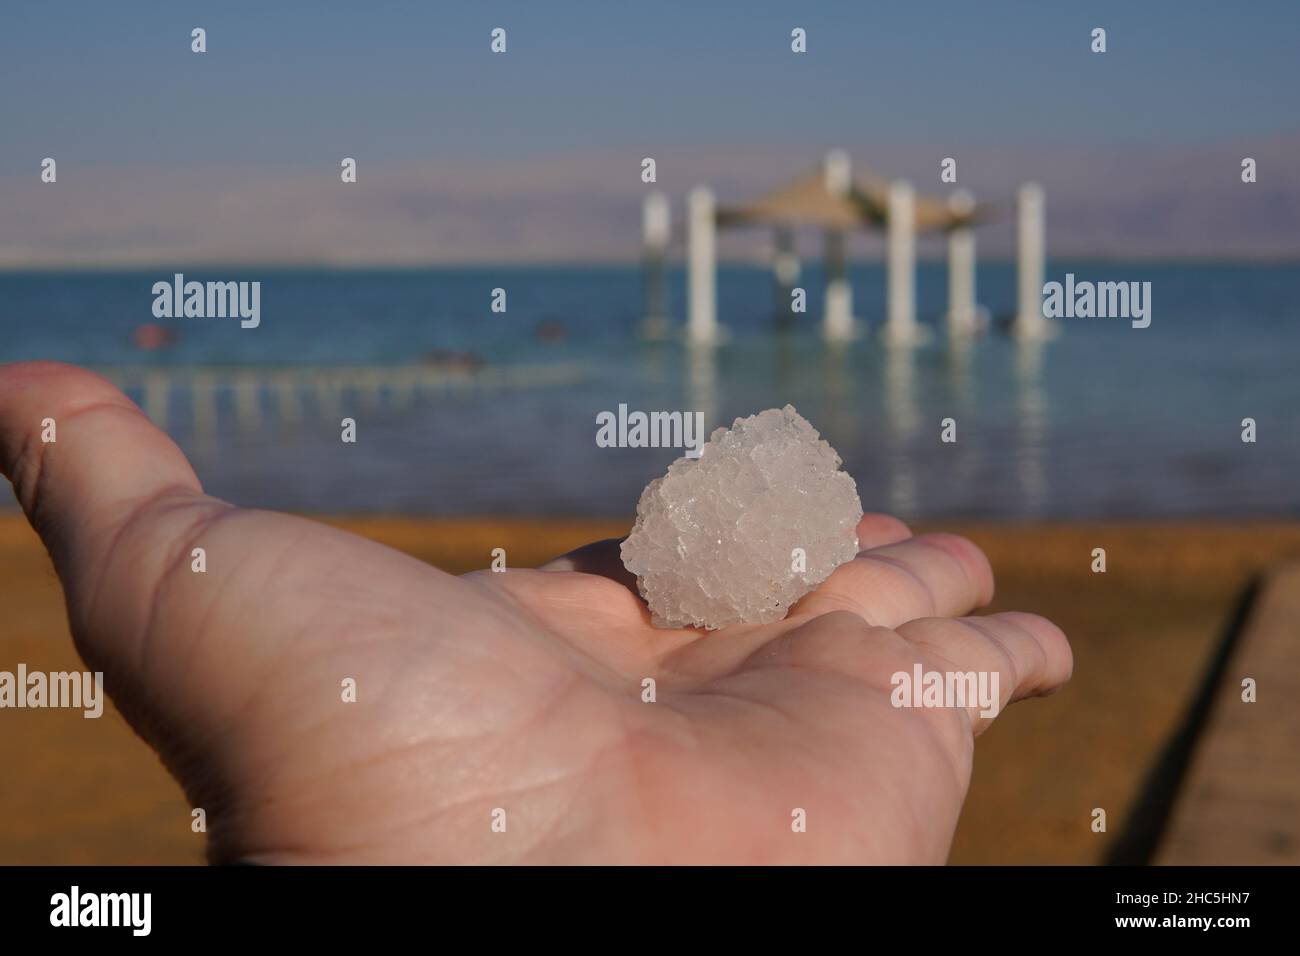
[621,405,863,630]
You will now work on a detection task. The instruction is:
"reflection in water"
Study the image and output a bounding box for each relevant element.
[143,373,168,430]
[1015,340,1048,514]
[883,342,920,517]
[819,342,855,449]
[946,333,980,487]
[315,377,342,428]
[234,374,262,433]
[274,375,303,426]
[946,333,974,409]
[390,376,413,413]
[639,339,669,387]
[772,331,798,399]
[685,341,718,438]
[358,371,382,415]
[192,373,217,455]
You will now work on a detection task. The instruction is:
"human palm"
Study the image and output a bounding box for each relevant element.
[0,362,1071,864]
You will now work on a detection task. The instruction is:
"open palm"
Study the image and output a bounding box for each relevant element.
[0,362,1071,864]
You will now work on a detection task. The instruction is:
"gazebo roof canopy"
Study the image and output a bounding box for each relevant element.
[716,164,991,234]
[717,170,864,231]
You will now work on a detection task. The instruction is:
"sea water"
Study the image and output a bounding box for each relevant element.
[0,262,1296,519]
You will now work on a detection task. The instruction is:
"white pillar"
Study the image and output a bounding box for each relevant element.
[772,225,799,328]
[1014,182,1047,339]
[886,179,917,343]
[823,230,853,341]
[822,149,854,341]
[823,148,851,195]
[946,189,978,336]
[643,191,670,248]
[686,186,717,343]
[641,192,671,336]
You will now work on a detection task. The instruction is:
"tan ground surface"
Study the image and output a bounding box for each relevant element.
[1157,560,1300,865]
[2,513,1298,865]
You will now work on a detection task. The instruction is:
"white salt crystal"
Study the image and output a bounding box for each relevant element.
[621,405,863,629]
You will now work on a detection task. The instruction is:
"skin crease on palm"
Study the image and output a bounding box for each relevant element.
[0,361,1072,865]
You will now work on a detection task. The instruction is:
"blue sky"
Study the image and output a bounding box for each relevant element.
[3,0,1298,174]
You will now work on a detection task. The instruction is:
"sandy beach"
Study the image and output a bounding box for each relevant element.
[2,512,1297,865]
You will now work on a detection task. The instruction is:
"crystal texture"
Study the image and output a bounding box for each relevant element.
[621,405,863,630]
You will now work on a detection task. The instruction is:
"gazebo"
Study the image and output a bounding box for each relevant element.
[640,150,1050,344]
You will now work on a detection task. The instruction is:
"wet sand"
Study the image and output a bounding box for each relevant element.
[3,513,1298,865]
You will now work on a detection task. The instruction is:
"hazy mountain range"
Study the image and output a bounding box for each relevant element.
[3,134,1297,267]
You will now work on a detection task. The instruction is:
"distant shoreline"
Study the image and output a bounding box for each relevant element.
[4,256,1300,274]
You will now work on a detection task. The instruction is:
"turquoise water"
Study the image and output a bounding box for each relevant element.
[1,262,1296,518]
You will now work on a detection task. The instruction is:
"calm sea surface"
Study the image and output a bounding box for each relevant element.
[1,262,1296,519]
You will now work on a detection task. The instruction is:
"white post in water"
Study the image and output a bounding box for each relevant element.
[1014,182,1047,339]
[641,191,671,338]
[822,149,854,341]
[946,189,978,337]
[686,186,717,343]
[886,179,917,343]
[142,373,169,428]
[771,225,799,328]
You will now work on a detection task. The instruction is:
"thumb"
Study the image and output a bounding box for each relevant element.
[0,361,238,739]
[0,360,217,628]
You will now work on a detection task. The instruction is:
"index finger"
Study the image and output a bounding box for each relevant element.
[793,532,995,628]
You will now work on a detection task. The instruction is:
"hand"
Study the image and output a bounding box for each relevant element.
[0,361,1071,864]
